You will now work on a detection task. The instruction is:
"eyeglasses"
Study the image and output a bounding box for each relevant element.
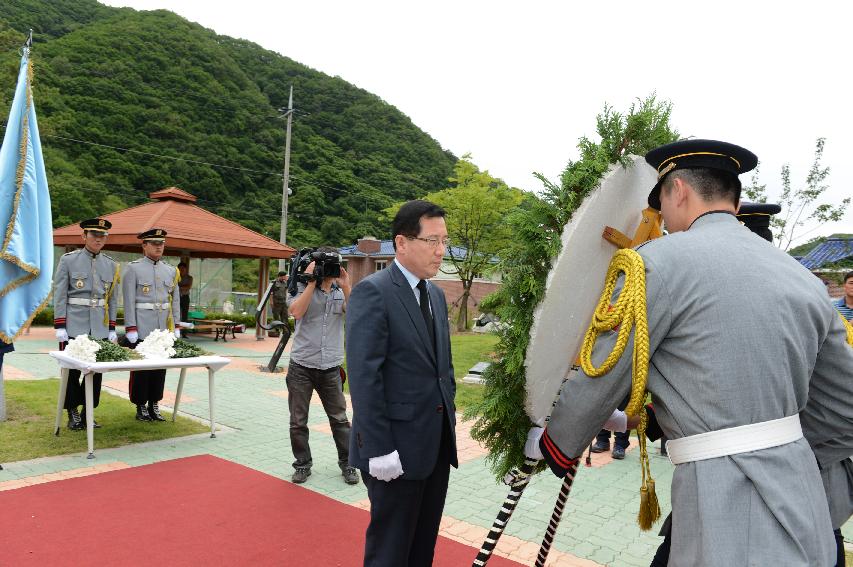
[406,236,451,248]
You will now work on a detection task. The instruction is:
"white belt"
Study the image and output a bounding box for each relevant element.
[666,414,803,465]
[136,303,168,310]
[68,297,105,307]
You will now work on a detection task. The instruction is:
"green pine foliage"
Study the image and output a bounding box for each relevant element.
[466,95,679,480]
[0,1,456,262]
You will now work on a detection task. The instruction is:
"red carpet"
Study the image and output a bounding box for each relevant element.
[0,455,524,566]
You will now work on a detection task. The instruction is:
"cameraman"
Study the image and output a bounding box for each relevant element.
[286,246,358,485]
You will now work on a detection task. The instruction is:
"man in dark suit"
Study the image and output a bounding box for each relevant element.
[346,200,458,567]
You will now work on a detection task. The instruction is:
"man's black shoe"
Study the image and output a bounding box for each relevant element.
[67,408,84,430]
[342,467,360,485]
[611,446,626,460]
[590,440,610,453]
[79,411,102,428]
[136,404,152,421]
[292,467,311,484]
[148,402,166,422]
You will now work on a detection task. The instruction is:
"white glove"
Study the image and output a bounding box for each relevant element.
[524,426,544,460]
[602,409,628,433]
[174,328,181,338]
[108,331,117,343]
[179,321,194,329]
[55,328,69,343]
[368,450,404,482]
[126,330,138,343]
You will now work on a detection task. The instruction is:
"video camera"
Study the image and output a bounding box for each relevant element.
[287,247,342,295]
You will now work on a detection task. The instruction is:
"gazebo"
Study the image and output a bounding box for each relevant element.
[52,187,295,338]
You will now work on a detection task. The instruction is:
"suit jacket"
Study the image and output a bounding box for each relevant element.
[543,212,853,567]
[346,262,458,480]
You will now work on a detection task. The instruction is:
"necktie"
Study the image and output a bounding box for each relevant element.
[416,280,435,351]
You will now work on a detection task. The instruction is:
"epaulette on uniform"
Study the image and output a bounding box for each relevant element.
[129,258,142,264]
[62,249,80,257]
[101,252,117,263]
[634,239,657,252]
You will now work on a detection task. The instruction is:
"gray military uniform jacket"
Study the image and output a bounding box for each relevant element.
[121,256,180,340]
[545,213,853,567]
[53,248,120,339]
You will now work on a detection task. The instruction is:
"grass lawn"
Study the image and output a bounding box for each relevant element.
[0,379,210,462]
[450,332,498,412]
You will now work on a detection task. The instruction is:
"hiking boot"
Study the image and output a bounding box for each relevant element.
[611,446,626,460]
[342,467,360,485]
[590,440,610,453]
[148,402,166,422]
[67,408,84,430]
[136,404,152,421]
[79,411,101,429]
[291,467,311,484]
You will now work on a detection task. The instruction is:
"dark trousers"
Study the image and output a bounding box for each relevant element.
[59,340,102,410]
[285,362,350,469]
[361,419,453,567]
[272,303,289,325]
[63,369,102,410]
[129,369,166,405]
[180,294,190,323]
[595,428,630,449]
[835,528,846,567]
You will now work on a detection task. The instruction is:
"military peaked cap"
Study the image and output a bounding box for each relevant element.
[736,202,782,243]
[80,218,111,234]
[138,228,167,242]
[645,139,758,210]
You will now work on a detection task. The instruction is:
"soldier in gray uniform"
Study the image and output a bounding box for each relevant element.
[53,218,120,430]
[122,228,181,422]
[532,139,853,566]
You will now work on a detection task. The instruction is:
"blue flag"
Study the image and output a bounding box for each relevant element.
[0,49,53,343]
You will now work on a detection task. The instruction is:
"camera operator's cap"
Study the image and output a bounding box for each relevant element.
[79,218,111,234]
[645,139,758,210]
[138,228,167,242]
[736,201,782,242]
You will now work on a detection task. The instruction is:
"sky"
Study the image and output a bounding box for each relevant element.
[101,0,853,245]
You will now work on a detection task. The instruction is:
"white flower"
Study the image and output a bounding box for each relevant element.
[65,335,101,363]
[136,329,177,360]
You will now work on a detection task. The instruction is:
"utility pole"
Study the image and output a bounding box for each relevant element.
[278,86,294,273]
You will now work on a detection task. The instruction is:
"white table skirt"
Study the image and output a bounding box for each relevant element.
[49,352,231,458]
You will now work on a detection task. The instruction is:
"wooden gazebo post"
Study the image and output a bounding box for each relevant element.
[256,258,269,340]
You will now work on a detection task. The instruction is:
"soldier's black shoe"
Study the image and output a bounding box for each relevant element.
[292,467,311,484]
[342,466,360,485]
[136,404,152,421]
[590,440,610,453]
[67,408,84,430]
[79,411,102,429]
[611,446,626,460]
[148,402,166,422]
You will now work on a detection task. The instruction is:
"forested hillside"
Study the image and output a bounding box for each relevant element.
[0,0,457,250]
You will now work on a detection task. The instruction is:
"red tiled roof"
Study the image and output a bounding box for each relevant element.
[53,189,295,259]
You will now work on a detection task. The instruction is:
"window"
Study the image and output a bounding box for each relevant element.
[375,260,387,271]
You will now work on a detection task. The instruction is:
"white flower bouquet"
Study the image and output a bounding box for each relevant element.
[64,335,101,363]
[135,329,177,360]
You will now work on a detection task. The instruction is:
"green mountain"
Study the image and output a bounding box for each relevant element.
[0,0,457,251]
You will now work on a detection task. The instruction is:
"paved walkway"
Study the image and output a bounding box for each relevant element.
[1,327,848,565]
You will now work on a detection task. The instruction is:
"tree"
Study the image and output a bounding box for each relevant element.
[425,156,523,331]
[743,138,849,251]
[468,94,679,480]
